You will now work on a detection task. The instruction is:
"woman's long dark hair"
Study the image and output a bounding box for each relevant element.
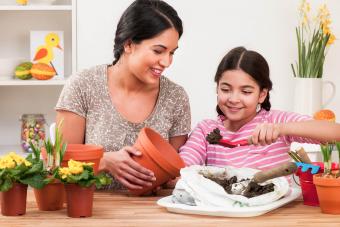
[214,47,272,116]
[112,0,183,65]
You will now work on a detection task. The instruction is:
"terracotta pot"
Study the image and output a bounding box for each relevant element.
[296,162,338,206]
[0,183,28,216]
[313,171,340,214]
[65,183,95,218]
[41,144,104,174]
[130,127,185,196]
[33,179,65,211]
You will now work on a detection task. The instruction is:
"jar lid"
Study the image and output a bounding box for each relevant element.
[20,114,45,121]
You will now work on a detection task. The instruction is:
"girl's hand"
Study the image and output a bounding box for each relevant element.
[99,146,156,190]
[251,123,282,146]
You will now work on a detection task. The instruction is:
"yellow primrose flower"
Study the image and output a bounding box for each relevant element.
[68,159,94,167]
[24,160,32,167]
[0,156,16,169]
[0,152,31,169]
[59,167,71,179]
[68,159,83,168]
[63,159,97,175]
[69,166,84,175]
[84,162,94,166]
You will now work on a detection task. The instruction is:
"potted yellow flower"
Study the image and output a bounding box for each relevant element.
[291,0,336,115]
[0,151,47,216]
[313,142,340,214]
[54,159,111,218]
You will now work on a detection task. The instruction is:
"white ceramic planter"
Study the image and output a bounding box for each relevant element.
[293,78,336,116]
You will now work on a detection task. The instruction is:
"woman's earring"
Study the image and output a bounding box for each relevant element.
[256,103,261,112]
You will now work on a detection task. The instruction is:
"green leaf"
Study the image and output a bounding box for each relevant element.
[320,143,333,175]
[22,161,44,177]
[0,178,13,192]
[78,179,96,188]
[20,174,47,189]
[8,164,28,179]
[29,141,41,162]
[59,143,67,164]
[95,173,112,189]
[0,169,5,178]
[336,142,340,176]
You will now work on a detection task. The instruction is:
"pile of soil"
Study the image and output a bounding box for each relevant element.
[200,174,275,198]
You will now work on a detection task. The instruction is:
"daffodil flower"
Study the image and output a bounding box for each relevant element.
[292,0,335,78]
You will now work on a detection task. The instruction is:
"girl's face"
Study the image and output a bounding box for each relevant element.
[124,28,179,85]
[217,69,268,126]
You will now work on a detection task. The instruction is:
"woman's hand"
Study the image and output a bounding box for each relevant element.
[143,177,180,196]
[99,146,156,190]
[163,177,180,189]
[251,123,282,146]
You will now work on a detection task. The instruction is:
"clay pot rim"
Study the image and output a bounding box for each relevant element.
[66,144,103,151]
[11,182,28,188]
[63,151,103,160]
[313,172,340,186]
[49,144,104,160]
[64,183,96,189]
[138,128,184,177]
[64,144,103,155]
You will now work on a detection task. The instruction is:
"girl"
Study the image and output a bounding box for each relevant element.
[179,46,340,171]
[55,0,191,190]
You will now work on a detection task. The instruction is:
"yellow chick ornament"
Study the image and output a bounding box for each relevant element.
[16,0,28,5]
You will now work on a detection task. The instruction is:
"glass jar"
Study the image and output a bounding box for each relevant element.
[20,114,46,153]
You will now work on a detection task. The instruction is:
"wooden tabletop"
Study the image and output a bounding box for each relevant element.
[1,189,339,227]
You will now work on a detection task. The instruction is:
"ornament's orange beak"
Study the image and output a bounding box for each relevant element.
[56,44,63,50]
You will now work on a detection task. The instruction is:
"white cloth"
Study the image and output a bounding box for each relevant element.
[173,165,290,207]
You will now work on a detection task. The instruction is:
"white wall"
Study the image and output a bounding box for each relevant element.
[77,0,340,128]
[0,10,72,146]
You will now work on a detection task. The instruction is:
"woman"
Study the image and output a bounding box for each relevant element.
[55,0,191,190]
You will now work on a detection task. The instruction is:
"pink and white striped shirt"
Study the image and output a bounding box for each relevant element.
[179,109,318,171]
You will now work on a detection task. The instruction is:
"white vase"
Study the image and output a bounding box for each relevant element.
[293,78,336,116]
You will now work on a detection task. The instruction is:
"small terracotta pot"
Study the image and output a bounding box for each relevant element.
[1,183,28,216]
[313,171,340,214]
[41,144,104,174]
[33,179,65,211]
[296,162,338,206]
[65,184,95,218]
[130,127,185,196]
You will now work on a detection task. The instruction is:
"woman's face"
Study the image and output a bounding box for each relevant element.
[124,28,179,85]
[217,69,268,124]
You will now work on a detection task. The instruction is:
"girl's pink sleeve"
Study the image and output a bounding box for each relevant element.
[179,121,209,166]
